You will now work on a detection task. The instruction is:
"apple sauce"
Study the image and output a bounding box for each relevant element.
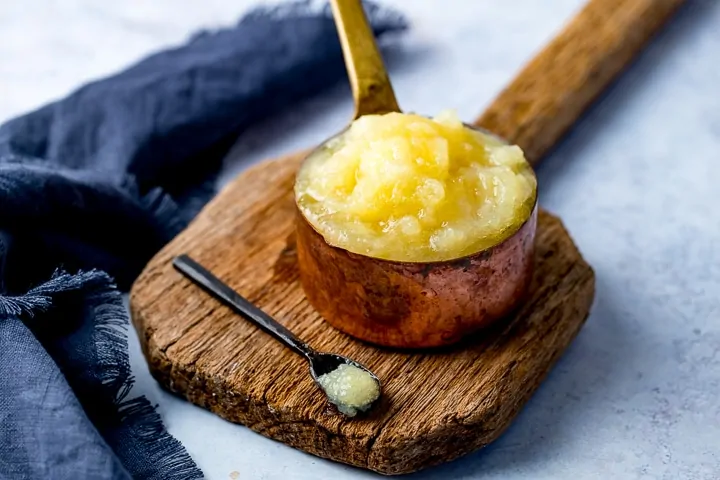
[294,110,536,262]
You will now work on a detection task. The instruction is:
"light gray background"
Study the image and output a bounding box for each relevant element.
[2,1,718,479]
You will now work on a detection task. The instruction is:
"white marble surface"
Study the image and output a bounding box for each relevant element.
[3,1,720,479]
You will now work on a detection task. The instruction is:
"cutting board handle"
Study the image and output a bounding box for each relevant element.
[475,0,687,165]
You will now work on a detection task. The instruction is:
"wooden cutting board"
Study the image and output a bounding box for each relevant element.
[129,0,685,475]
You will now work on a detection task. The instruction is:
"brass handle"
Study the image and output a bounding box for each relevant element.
[329,0,401,119]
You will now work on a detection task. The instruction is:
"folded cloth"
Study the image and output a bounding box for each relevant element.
[0,2,407,479]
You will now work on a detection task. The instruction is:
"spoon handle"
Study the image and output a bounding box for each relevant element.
[173,254,313,358]
[330,0,400,119]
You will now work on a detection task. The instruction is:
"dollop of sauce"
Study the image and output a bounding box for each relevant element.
[294,110,537,262]
[317,363,380,417]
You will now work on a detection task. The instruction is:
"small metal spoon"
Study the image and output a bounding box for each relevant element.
[172,254,382,416]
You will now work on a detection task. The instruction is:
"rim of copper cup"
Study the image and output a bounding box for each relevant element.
[294,121,539,266]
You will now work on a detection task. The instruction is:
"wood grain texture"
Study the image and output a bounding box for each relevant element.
[130,152,594,475]
[128,0,689,474]
[475,0,688,164]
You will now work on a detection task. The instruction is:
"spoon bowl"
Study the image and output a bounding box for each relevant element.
[308,352,378,382]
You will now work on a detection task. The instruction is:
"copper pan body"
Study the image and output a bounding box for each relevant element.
[295,123,537,348]
[295,202,537,349]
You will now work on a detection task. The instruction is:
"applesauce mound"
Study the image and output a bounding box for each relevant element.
[294,110,537,262]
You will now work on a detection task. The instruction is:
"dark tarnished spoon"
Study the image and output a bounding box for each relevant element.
[172,254,381,416]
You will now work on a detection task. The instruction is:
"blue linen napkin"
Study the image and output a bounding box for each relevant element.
[0,2,407,479]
